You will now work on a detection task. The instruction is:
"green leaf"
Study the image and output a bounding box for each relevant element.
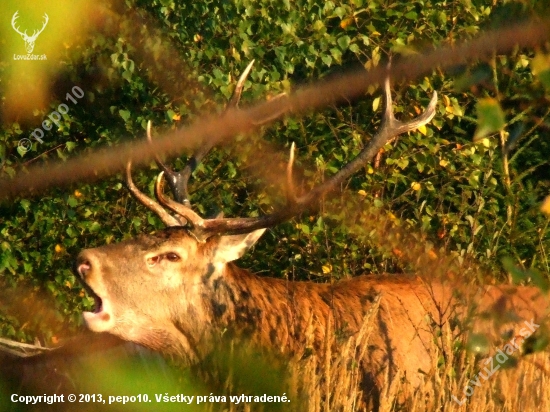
[330,47,342,64]
[65,142,77,152]
[526,268,550,293]
[67,196,78,207]
[538,69,550,91]
[337,36,350,51]
[20,200,31,213]
[166,110,177,122]
[66,226,79,238]
[467,333,489,355]
[474,98,505,141]
[321,54,332,66]
[502,257,526,283]
[17,145,28,157]
[119,109,131,122]
[313,20,325,32]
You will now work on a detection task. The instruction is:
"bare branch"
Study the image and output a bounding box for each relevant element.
[4,19,547,200]
[250,92,289,126]
[0,337,51,358]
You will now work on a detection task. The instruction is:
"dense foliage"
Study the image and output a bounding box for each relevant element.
[0,0,549,348]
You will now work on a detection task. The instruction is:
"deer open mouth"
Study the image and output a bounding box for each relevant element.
[90,291,103,314]
[75,259,116,332]
[79,281,115,332]
[82,290,114,332]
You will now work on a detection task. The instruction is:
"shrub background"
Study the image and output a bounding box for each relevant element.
[0,0,549,345]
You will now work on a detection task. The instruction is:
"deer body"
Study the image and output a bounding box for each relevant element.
[76,227,548,406]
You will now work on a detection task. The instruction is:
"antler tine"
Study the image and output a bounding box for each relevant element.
[227,60,255,109]
[154,172,205,230]
[378,75,437,138]
[125,161,182,227]
[286,142,297,204]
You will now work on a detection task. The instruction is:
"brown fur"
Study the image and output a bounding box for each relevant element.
[75,227,550,408]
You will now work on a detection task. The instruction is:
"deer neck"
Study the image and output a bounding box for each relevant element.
[197,263,344,356]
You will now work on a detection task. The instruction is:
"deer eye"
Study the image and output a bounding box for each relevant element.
[165,252,180,262]
[147,255,160,267]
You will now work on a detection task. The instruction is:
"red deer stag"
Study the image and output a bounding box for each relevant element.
[75,64,550,410]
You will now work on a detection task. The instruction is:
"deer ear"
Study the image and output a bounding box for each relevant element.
[210,229,266,263]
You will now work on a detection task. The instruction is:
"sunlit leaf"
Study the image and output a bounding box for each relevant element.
[474,98,505,141]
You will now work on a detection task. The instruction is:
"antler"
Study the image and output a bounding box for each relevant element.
[146,60,256,205]
[128,65,437,242]
[126,61,257,226]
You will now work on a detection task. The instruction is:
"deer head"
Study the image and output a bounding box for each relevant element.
[75,62,437,362]
[11,11,49,54]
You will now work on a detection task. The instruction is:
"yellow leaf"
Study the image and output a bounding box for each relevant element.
[74,190,83,198]
[411,182,421,191]
[442,95,451,107]
[358,190,367,197]
[172,113,181,121]
[417,125,427,136]
[55,244,64,253]
[439,159,449,167]
[372,96,380,112]
[427,250,438,260]
[475,137,491,148]
[541,195,550,216]
[340,17,354,29]
[322,264,332,274]
[531,53,550,75]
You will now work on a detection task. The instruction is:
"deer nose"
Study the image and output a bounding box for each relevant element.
[75,251,96,279]
[77,260,91,278]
